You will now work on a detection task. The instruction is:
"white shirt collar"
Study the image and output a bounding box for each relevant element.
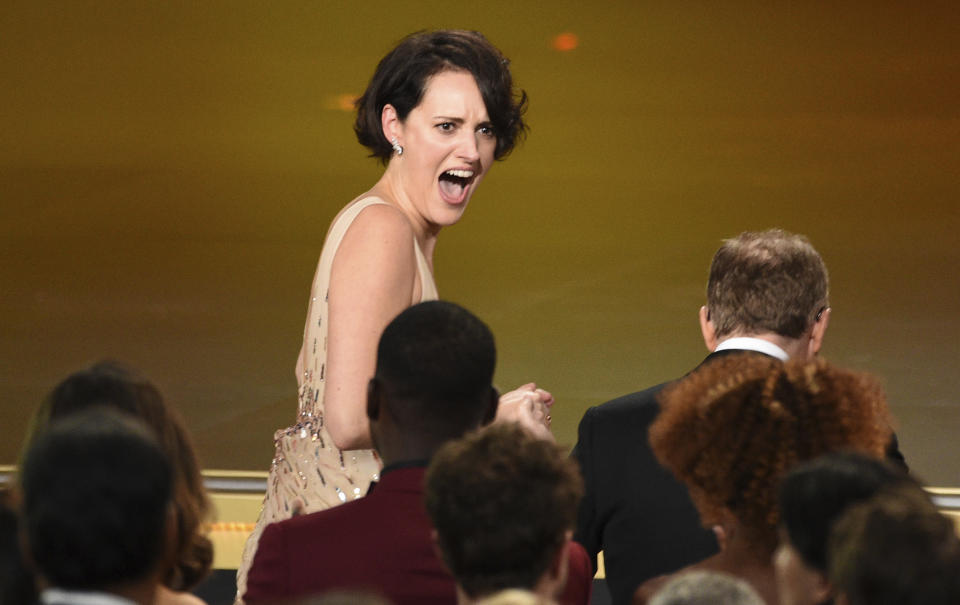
[714,337,790,361]
[42,588,138,605]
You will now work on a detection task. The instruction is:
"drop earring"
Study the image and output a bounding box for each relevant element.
[391,138,403,156]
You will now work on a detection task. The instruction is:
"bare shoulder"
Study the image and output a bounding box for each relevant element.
[333,200,416,279]
[346,199,414,240]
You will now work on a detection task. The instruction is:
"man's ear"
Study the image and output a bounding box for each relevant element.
[699,306,718,352]
[381,104,401,149]
[808,307,830,358]
[367,378,382,421]
[482,387,500,426]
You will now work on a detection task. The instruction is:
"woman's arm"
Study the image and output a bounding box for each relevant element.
[325,204,418,451]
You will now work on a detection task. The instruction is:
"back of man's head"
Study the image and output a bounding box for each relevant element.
[373,300,497,441]
[828,483,960,605]
[707,229,828,340]
[20,408,172,592]
[424,423,584,600]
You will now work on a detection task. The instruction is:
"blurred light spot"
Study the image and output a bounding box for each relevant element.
[325,93,358,112]
[552,32,579,52]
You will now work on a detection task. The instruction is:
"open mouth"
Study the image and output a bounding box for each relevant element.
[438,169,475,203]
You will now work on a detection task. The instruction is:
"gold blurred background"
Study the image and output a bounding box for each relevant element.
[2,2,958,484]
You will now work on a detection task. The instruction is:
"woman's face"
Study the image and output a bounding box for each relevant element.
[393,69,497,229]
[774,532,831,605]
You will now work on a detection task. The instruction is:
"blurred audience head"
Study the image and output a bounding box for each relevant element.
[828,483,960,605]
[775,452,914,605]
[20,409,173,595]
[24,360,212,590]
[425,423,583,602]
[648,571,765,605]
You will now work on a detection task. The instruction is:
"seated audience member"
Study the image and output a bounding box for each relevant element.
[572,229,905,605]
[828,483,960,605]
[775,452,916,605]
[245,301,501,604]
[632,355,893,605]
[425,423,593,605]
[648,571,765,605]
[21,361,212,605]
[20,409,174,605]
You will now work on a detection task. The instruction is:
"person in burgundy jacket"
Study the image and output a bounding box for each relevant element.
[246,300,592,605]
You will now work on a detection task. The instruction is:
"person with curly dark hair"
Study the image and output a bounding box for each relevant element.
[239,29,553,599]
[572,229,905,605]
[21,361,212,605]
[631,354,894,605]
[425,423,592,605]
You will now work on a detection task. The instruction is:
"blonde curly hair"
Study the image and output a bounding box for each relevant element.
[651,354,892,553]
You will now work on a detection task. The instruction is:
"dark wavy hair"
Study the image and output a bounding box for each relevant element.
[778,452,913,573]
[829,484,960,605]
[21,361,213,590]
[651,355,892,554]
[354,29,528,163]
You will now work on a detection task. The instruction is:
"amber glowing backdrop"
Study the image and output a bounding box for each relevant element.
[2,2,958,483]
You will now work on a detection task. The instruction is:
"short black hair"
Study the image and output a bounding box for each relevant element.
[20,409,172,590]
[355,29,528,162]
[375,300,496,438]
[778,452,912,572]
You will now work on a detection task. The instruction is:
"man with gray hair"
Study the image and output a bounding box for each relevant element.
[572,229,904,605]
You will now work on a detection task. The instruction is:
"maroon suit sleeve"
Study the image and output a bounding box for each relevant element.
[557,541,593,605]
[245,522,291,603]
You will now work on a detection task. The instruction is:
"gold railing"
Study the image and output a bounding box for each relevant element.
[3,466,959,573]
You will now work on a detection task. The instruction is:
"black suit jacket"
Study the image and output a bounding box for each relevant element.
[571,350,905,605]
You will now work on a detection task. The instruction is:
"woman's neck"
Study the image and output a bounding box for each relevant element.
[371,167,440,257]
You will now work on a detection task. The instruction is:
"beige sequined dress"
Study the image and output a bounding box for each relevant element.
[236,196,438,600]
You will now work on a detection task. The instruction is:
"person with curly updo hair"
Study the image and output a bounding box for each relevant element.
[631,354,894,605]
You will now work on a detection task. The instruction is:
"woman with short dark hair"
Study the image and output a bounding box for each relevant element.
[238,30,552,599]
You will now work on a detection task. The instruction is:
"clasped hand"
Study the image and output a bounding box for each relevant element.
[495,382,555,441]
